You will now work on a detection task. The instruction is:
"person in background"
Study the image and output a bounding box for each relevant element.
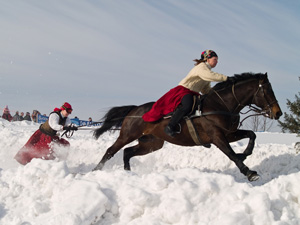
[88,117,92,124]
[19,112,24,121]
[23,112,31,121]
[12,111,21,121]
[72,116,80,126]
[31,110,41,122]
[2,105,13,122]
[14,102,78,165]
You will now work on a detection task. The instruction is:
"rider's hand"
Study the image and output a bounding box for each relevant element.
[69,126,78,131]
[63,126,70,131]
[63,125,78,131]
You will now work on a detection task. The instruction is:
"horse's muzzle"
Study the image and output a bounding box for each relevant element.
[270,103,282,120]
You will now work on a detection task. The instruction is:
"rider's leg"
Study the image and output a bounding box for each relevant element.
[164,94,193,137]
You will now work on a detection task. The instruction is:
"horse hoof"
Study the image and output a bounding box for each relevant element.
[124,165,131,171]
[92,163,104,171]
[247,171,260,182]
[203,144,211,148]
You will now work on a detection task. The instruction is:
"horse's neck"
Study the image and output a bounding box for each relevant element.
[231,81,258,112]
[205,81,257,113]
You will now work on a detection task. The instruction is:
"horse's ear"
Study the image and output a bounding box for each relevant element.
[265,72,268,77]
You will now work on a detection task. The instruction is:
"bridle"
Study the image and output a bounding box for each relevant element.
[250,81,278,110]
[233,79,278,125]
[210,78,278,128]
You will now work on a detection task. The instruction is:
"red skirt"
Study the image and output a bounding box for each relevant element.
[142,85,199,122]
[14,129,70,165]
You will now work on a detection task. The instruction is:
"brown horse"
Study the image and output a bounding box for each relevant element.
[93,73,282,181]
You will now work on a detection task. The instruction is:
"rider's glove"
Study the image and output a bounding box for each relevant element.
[69,126,78,131]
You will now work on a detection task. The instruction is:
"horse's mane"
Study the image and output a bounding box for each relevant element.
[212,72,266,91]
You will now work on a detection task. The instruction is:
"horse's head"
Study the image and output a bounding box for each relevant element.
[211,72,282,120]
[250,73,282,120]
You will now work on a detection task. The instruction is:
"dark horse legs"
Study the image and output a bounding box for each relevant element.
[94,127,259,181]
[123,135,164,170]
[124,130,256,172]
[93,135,137,171]
[226,129,256,161]
[214,130,259,181]
[93,134,164,171]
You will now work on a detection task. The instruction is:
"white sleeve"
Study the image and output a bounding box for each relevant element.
[196,63,228,82]
[49,113,64,131]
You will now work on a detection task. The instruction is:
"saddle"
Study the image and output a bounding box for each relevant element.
[164,95,209,147]
[163,95,203,119]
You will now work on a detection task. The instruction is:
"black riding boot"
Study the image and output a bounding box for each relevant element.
[164,107,187,137]
[164,94,193,137]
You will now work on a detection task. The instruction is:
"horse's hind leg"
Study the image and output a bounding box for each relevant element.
[123,135,164,170]
[93,136,136,171]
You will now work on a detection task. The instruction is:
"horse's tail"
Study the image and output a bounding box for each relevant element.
[93,105,137,139]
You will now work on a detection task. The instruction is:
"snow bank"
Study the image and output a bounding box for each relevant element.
[0,119,300,224]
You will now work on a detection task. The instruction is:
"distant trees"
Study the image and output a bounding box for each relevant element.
[243,114,274,132]
[278,77,300,134]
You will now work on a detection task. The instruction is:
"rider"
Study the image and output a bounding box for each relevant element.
[14,102,78,165]
[143,50,228,137]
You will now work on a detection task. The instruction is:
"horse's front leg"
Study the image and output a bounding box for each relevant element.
[226,129,256,161]
[213,132,259,182]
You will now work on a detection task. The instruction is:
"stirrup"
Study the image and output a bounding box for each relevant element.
[164,124,181,137]
[164,125,175,137]
[175,124,181,134]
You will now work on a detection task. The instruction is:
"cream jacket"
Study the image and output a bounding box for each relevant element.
[178,62,227,94]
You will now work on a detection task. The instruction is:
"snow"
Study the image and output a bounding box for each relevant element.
[1,118,300,225]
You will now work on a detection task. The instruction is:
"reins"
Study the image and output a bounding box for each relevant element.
[61,121,105,138]
[77,121,103,128]
[61,129,75,138]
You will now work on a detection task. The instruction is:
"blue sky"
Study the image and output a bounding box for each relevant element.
[0,0,299,130]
